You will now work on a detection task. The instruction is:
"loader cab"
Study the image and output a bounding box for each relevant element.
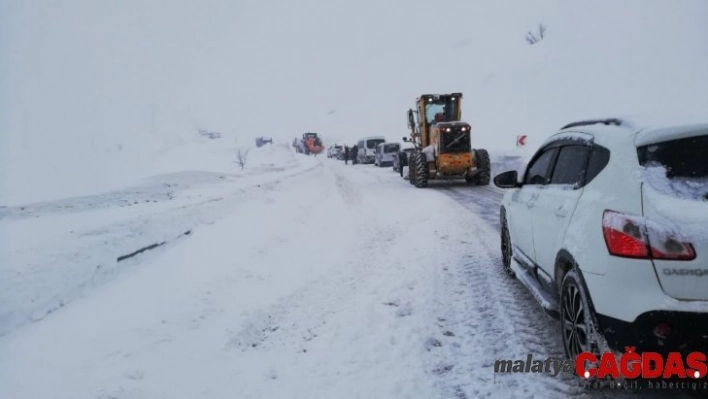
[409,93,463,149]
[422,95,461,129]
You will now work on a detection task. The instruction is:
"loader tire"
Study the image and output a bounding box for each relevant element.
[474,149,491,186]
[414,151,428,188]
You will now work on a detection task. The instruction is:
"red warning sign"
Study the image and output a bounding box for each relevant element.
[517,135,527,147]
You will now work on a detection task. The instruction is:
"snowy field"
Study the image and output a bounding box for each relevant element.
[1,146,701,399]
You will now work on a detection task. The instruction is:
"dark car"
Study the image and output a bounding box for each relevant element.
[393,146,416,177]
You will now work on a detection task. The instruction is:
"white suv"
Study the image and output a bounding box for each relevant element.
[493,118,708,360]
[327,145,343,159]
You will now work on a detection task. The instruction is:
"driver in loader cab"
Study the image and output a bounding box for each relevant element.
[430,112,444,126]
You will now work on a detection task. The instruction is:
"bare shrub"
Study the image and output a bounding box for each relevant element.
[526,23,546,45]
[236,148,249,170]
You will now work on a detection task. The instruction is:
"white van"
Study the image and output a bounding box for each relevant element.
[357,136,386,164]
[374,142,401,167]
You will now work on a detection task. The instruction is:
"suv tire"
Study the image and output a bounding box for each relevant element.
[560,269,597,360]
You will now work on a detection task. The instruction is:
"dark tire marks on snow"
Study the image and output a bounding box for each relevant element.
[439,185,504,232]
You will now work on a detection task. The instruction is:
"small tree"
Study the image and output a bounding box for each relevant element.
[236,148,249,170]
[525,23,547,45]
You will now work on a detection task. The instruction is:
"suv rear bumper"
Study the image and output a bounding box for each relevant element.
[596,311,708,355]
[582,261,708,323]
[580,264,708,354]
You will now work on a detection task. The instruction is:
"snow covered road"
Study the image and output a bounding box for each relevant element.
[0,152,700,398]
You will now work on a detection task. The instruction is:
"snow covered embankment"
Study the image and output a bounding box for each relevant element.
[0,143,318,337]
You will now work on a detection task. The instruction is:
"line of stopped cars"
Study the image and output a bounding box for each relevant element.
[328,95,708,381]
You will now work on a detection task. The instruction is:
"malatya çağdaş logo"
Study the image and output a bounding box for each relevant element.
[577,347,706,380]
[495,347,707,381]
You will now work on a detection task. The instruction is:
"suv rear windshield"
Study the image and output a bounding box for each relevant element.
[637,134,708,200]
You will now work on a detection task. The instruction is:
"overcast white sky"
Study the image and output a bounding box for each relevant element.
[1,0,706,151]
[0,0,567,144]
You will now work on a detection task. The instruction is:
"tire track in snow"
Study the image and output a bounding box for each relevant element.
[341,165,570,396]
[225,164,465,397]
[225,167,399,355]
[440,185,504,232]
[417,203,574,398]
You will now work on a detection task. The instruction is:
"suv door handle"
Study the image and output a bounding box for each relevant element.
[556,204,568,217]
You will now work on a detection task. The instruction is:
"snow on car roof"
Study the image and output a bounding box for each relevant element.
[546,131,594,142]
[553,115,708,147]
[634,123,708,147]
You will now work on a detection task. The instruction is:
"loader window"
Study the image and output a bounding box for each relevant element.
[425,99,460,125]
[426,103,445,125]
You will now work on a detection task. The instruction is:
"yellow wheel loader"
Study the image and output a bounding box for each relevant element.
[404,93,491,188]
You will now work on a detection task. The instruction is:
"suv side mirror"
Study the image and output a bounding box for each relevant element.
[494,170,521,188]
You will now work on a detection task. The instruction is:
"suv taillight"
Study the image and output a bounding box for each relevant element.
[602,210,696,260]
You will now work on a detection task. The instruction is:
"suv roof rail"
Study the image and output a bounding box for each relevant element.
[560,118,623,130]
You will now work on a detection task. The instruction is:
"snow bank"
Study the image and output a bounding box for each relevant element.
[0,143,318,337]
